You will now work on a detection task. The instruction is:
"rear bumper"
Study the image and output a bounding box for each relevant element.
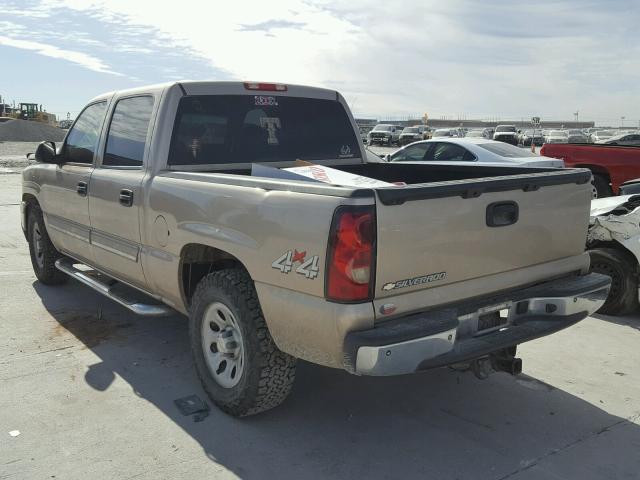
[343,273,610,376]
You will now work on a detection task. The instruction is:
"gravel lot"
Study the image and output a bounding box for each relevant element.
[0,142,38,172]
[0,152,639,479]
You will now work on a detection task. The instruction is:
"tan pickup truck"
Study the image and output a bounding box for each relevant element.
[22,81,610,416]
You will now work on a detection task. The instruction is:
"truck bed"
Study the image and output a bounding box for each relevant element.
[167,162,592,307]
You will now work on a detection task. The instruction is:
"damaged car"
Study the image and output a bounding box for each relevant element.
[588,195,640,315]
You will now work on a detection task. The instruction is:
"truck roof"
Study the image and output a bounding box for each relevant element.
[87,81,340,104]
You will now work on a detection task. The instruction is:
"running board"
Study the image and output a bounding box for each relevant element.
[55,258,174,316]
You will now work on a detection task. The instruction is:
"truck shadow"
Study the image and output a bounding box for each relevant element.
[34,281,640,480]
[593,312,640,332]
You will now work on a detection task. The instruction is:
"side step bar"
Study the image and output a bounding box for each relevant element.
[55,258,174,316]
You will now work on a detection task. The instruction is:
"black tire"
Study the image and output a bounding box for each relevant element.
[593,174,612,198]
[589,248,639,315]
[27,205,67,285]
[189,269,297,417]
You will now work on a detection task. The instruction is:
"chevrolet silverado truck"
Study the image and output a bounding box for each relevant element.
[540,143,640,198]
[22,81,610,417]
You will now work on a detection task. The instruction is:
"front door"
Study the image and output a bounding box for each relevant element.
[88,95,155,289]
[40,101,108,264]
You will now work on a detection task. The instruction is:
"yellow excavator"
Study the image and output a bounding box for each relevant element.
[7,103,56,124]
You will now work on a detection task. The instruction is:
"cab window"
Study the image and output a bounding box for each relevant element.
[63,101,107,164]
[103,96,155,167]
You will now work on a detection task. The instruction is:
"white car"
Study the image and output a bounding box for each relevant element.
[590,130,614,143]
[544,130,569,144]
[384,138,564,168]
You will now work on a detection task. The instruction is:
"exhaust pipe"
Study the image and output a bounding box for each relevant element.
[469,354,522,380]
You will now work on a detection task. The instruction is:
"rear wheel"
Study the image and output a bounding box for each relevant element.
[189,269,297,416]
[589,248,638,316]
[27,205,67,285]
[592,174,612,198]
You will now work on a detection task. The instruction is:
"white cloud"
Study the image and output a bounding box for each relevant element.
[4,0,640,123]
[0,35,123,76]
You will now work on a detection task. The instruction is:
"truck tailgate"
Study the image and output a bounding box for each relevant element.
[374,169,592,299]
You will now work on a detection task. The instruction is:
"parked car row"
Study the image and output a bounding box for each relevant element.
[364,122,640,148]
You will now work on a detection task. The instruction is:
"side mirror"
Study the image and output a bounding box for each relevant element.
[34,141,59,164]
[384,154,391,162]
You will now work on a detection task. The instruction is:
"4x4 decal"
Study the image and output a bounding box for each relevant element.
[272,249,320,279]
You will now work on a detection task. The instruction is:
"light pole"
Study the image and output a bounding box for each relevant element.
[621,116,626,128]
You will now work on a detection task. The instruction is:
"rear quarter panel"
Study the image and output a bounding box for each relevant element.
[142,175,353,305]
[141,175,378,367]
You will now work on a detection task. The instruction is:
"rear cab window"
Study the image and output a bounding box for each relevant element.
[103,96,155,167]
[168,95,360,167]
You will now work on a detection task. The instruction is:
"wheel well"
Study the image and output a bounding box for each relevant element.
[179,244,248,308]
[22,194,39,214]
[21,194,39,239]
[588,241,640,274]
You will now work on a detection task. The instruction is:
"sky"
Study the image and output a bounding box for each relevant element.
[0,0,638,126]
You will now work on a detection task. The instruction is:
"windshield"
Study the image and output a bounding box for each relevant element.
[403,127,419,133]
[168,95,359,166]
[549,130,567,136]
[372,124,392,132]
[597,131,613,137]
[495,126,516,133]
[478,142,538,158]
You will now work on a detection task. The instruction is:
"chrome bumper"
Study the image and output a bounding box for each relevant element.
[344,273,610,376]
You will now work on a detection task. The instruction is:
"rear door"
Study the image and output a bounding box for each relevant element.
[88,95,156,288]
[40,101,108,263]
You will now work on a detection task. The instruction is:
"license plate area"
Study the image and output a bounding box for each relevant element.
[476,303,511,335]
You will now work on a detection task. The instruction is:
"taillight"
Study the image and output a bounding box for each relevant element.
[326,206,376,303]
[243,82,287,92]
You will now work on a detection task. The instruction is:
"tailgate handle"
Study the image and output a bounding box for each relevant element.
[486,201,519,227]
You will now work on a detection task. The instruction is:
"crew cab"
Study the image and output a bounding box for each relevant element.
[540,143,640,198]
[22,81,609,416]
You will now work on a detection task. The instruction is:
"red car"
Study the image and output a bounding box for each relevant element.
[540,143,640,197]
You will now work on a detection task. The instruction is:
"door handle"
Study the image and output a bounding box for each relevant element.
[76,181,88,196]
[486,201,519,227]
[119,189,134,207]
